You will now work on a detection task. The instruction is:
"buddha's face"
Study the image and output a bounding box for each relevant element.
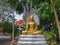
[29,16,34,22]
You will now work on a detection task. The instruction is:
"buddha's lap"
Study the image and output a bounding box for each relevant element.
[22,30,42,33]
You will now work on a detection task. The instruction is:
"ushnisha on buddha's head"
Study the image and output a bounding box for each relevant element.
[29,15,34,22]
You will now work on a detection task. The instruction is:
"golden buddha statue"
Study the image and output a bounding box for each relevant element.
[22,15,43,35]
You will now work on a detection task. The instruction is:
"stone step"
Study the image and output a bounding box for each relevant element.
[17,41,47,44]
[18,40,46,42]
[17,43,48,45]
[19,35,44,38]
[19,38,46,41]
[17,35,49,45]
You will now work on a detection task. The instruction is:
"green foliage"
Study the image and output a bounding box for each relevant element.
[32,1,54,21]
[3,21,12,33]
[45,33,53,40]
[54,0,60,4]
[7,0,19,8]
[3,21,19,36]
[41,7,54,20]
[33,3,45,13]
[1,0,9,7]
[16,3,23,14]
[1,0,60,14]
[45,30,57,40]
[6,0,50,13]
[29,0,41,6]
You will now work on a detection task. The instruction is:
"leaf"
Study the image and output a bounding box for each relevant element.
[33,3,45,13]
[45,34,53,40]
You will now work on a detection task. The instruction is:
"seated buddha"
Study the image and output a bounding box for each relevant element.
[22,15,43,35]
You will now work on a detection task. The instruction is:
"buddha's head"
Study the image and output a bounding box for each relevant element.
[29,15,34,22]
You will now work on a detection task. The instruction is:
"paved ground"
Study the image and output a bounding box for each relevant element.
[0,39,11,45]
[0,36,11,45]
[0,36,18,45]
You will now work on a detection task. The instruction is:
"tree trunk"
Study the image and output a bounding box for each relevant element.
[12,9,14,40]
[11,0,15,40]
[50,0,60,40]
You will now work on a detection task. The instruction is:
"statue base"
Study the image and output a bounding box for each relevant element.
[17,35,48,45]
